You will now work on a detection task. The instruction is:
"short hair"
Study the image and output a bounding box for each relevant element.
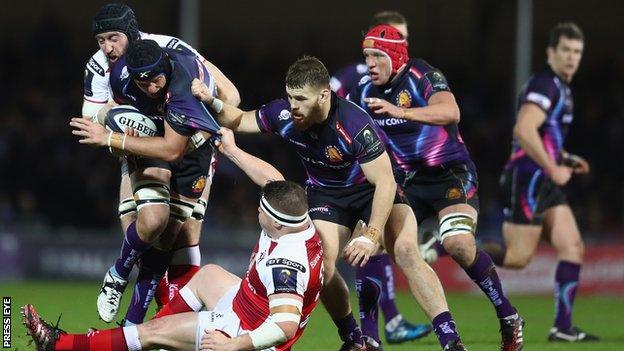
[548,22,584,48]
[262,180,308,217]
[370,11,407,28]
[285,56,330,89]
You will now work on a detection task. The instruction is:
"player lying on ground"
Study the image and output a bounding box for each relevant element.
[23,129,323,351]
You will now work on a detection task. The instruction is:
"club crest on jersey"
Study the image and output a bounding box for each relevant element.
[325,145,343,162]
[446,187,463,200]
[278,109,291,121]
[192,175,207,193]
[396,90,412,108]
[120,66,129,80]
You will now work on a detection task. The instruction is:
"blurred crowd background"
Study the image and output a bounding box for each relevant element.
[0,0,622,243]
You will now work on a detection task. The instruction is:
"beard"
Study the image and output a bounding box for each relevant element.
[293,104,324,131]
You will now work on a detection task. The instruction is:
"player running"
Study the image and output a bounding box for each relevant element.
[23,129,323,351]
[482,22,598,343]
[349,24,524,351]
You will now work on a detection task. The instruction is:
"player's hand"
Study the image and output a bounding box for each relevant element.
[547,165,573,186]
[192,78,214,104]
[343,224,380,267]
[562,152,590,174]
[213,127,238,157]
[70,117,109,147]
[199,330,235,351]
[365,97,405,118]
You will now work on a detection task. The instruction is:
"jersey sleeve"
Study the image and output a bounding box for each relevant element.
[255,99,291,134]
[83,57,110,104]
[351,123,385,164]
[262,252,309,297]
[415,61,451,101]
[165,57,220,136]
[520,75,559,113]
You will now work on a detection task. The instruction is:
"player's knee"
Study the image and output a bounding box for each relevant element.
[392,238,420,268]
[443,234,476,265]
[504,248,532,269]
[322,259,336,281]
[137,208,170,240]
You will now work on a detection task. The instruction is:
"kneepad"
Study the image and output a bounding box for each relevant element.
[118,197,137,217]
[170,197,196,222]
[439,213,476,243]
[133,180,170,210]
[191,198,207,221]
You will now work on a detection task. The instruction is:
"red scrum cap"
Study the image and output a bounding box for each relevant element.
[362,24,408,74]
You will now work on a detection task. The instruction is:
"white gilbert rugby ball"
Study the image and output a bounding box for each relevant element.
[105,105,163,137]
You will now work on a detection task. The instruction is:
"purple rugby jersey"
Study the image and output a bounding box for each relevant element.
[109,48,220,136]
[256,92,386,188]
[505,66,574,172]
[350,58,471,172]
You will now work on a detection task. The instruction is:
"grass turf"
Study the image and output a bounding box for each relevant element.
[2,280,622,350]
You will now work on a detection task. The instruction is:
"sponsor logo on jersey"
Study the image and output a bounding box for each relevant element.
[88,58,105,77]
[166,38,180,49]
[396,90,412,108]
[266,258,306,273]
[300,155,351,169]
[374,118,408,127]
[287,138,308,148]
[278,109,291,121]
[308,205,331,214]
[325,145,343,162]
[192,175,207,193]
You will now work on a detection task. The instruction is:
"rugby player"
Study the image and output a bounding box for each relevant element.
[331,11,431,347]
[482,22,598,342]
[23,130,324,351]
[192,56,468,351]
[349,24,523,350]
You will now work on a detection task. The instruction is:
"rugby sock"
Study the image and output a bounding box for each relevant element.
[464,250,516,318]
[155,285,203,318]
[355,258,382,342]
[334,312,363,344]
[376,253,401,323]
[154,274,170,307]
[54,327,127,351]
[554,260,581,330]
[432,311,460,348]
[167,245,202,301]
[125,248,172,324]
[114,222,152,279]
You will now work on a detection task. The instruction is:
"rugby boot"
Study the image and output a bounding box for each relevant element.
[500,314,524,351]
[21,304,65,351]
[443,339,468,350]
[96,268,128,322]
[385,318,433,344]
[363,335,383,350]
[548,326,599,342]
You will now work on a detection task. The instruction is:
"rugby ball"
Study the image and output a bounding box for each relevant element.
[105,105,163,137]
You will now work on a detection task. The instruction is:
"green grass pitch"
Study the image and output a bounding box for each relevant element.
[2,280,622,350]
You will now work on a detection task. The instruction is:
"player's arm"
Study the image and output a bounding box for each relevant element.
[202,59,241,107]
[216,127,284,186]
[365,91,460,125]
[70,117,189,162]
[514,103,572,185]
[191,78,261,133]
[344,151,396,267]
[200,293,303,350]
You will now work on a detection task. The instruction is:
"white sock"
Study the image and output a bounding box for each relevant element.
[123,325,142,351]
[180,285,203,311]
[171,245,201,266]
